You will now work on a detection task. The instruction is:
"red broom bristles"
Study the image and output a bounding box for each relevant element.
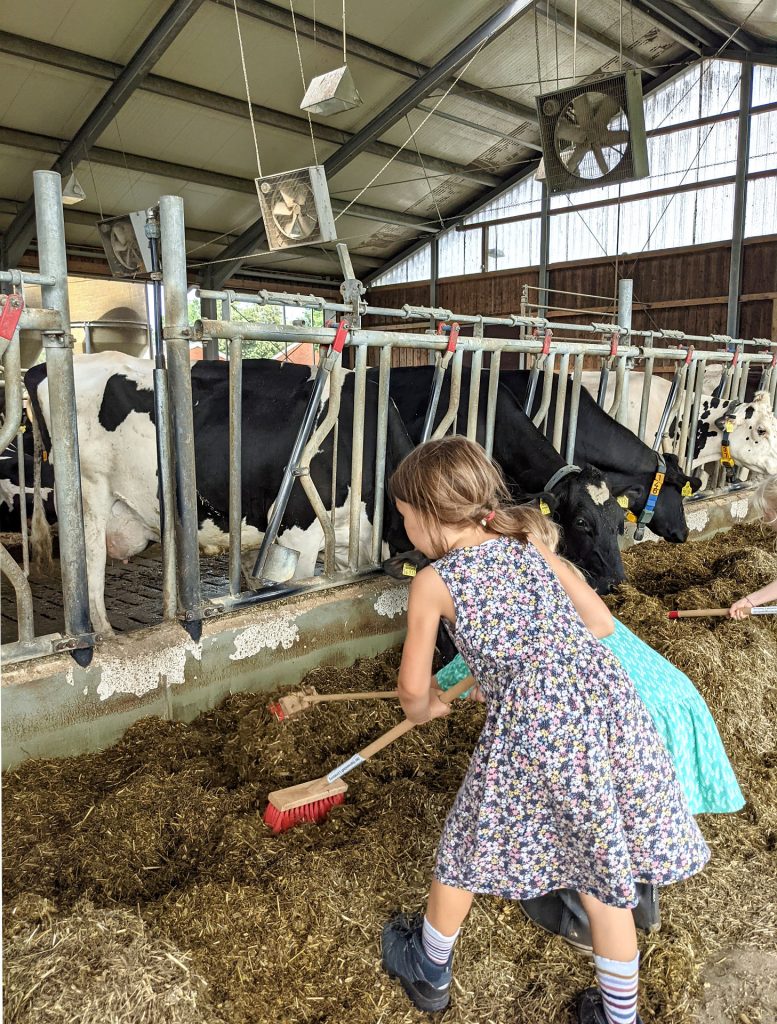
[262,792,346,834]
[267,701,285,721]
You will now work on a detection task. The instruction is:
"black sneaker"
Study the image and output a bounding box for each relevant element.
[381,912,452,1013]
[576,986,644,1024]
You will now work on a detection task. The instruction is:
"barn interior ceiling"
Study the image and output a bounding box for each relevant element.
[0,0,773,290]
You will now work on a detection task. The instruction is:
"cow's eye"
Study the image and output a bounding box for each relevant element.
[757,427,767,436]
[574,517,590,531]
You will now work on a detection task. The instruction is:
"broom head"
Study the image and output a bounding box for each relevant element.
[263,776,349,834]
[268,686,319,721]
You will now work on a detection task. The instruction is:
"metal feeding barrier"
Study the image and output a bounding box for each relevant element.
[1,172,776,666]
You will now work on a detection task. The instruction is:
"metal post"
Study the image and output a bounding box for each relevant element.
[200,296,221,360]
[33,170,93,662]
[552,353,570,452]
[16,427,29,577]
[727,61,753,339]
[159,194,203,640]
[538,183,550,318]
[228,335,243,596]
[348,343,368,570]
[370,344,392,565]
[565,355,584,464]
[467,321,484,441]
[617,278,633,425]
[484,348,501,458]
[429,237,438,310]
[147,210,177,622]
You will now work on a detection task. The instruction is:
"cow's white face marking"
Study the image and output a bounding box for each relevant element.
[586,482,610,506]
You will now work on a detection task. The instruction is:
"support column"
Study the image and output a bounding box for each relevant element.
[200,296,220,359]
[159,194,203,640]
[33,170,93,662]
[727,60,753,339]
[538,182,550,318]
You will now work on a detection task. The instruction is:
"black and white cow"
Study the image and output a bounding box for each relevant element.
[500,371,702,543]
[378,365,627,594]
[25,353,413,634]
[0,405,56,533]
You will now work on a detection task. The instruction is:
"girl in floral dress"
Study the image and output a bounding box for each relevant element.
[381,437,709,1024]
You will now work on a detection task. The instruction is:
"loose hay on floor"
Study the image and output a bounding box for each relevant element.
[3,522,777,1024]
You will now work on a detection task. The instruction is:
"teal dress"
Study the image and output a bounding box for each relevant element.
[436,618,744,816]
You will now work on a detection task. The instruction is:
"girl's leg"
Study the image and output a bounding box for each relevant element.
[426,879,474,936]
[579,893,640,1024]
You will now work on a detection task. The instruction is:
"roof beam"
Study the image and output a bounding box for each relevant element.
[672,0,760,51]
[629,0,730,49]
[535,2,661,75]
[0,31,499,191]
[0,125,435,238]
[216,0,539,126]
[2,0,207,268]
[206,0,535,289]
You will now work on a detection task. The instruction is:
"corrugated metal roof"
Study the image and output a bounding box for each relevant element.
[0,0,712,286]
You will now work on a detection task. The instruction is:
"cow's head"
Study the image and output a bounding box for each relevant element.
[724,392,777,476]
[613,453,701,543]
[548,465,626,594]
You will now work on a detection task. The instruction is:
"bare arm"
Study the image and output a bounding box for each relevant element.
[730,577,777,619]
[529,535,615,638]
[398,567,457,723]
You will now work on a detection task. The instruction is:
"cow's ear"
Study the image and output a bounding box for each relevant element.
[614,483,644,504]
[536,492,558,517]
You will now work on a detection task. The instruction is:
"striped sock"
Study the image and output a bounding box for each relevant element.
[594,951,640,1024]
[421,917,459,965]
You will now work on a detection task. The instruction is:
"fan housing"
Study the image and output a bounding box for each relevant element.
[535,70,649,195]
[97,212,153,278]
[255,166,337,252]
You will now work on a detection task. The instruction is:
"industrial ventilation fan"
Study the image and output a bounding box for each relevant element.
[97,212,154,278]
[535,70,649,195]
[255,166,338,251]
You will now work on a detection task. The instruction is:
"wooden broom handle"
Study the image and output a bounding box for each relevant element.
[313,690,399,703]
[356,675,475,762]
[670,608,731,618]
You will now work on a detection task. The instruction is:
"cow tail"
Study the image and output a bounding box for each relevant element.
[30,408,54,577]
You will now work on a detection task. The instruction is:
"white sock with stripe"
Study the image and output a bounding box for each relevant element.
[421,917,459,965]
[594,951,640,1024]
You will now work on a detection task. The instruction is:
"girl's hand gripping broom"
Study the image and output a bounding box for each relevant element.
[263,674,475,834]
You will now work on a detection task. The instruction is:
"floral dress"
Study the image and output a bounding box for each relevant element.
[432,536,710,908]
[437,620,744,816]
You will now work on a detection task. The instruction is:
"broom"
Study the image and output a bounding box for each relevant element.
[263,674,475,833]
[667,606,777,618]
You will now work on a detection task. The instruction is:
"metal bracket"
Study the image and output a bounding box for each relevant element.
[163,325,193,339]
[41,331,72,349]
[53,631,98,653]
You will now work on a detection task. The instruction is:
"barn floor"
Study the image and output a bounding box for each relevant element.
[0,540,234,642]
[3,523,777,1024]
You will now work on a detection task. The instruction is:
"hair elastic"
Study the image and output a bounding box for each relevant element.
[480,510,496,528]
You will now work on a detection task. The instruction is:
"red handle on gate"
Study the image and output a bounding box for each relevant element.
[684,345,695,365]
[0,293,24,341]
[609,331,619,358]
[731,347,740,367]
[332,320,349,353]
[447,322,460,353]
[542,328,552,356]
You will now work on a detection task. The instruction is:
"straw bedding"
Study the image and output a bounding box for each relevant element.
[3,522,777,1023]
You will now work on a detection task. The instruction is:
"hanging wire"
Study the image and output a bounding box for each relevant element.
[233,0,263,177]
[289,0,320,165]
[553,1,560,91]
[533,7,543,94]
[85,155,104,220]
[342,0,347,64]
[405,113,445,229]
[572,0,578,82]
[334,38,489,220]
[113,117,140,212]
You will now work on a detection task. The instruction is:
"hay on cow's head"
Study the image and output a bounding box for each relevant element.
[3,895,225,1024]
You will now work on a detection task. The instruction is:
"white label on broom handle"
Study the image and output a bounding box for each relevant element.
[752,605,777,614]
[327,753,365,782]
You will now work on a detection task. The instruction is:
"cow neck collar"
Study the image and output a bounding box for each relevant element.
[544,464,582,494]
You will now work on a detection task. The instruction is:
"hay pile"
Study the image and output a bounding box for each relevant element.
[3,523,777,1024]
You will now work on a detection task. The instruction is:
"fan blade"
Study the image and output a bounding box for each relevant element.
[295,213,317,237]
[592,94,622,126]
[600,129,630,146]
[555,124,589,144]
[279,187,299,209]
[573,92,594,126]
[592,145,610,176]
[566,143,591,175]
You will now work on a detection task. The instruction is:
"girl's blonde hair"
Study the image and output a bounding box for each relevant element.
[755,475,777,530]
[390,435,560,559]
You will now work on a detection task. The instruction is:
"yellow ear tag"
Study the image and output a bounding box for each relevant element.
[539,500,551,516]
[724,420,734,432]
[625,510,638,524]
[616,495,629,509]
[402,563,417,578]
[681,482,693,497]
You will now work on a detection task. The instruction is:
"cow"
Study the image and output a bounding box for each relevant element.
[377,365,627,595]
[0,405,56,534]
[25,353,413,635]
[500,371,702,543]
[580,372,777,482]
